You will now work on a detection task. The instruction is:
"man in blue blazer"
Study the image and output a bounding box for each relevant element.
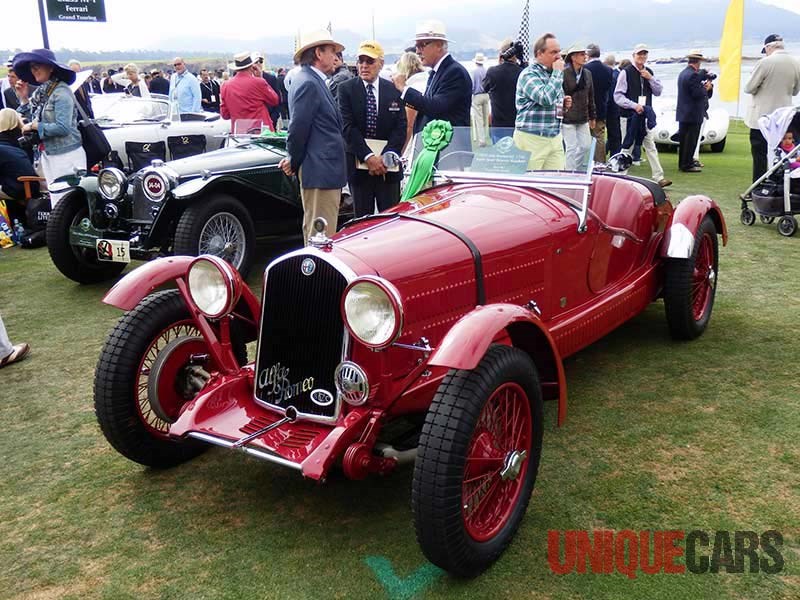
[393,20,471,135]
[279,30,347,243]
[339,40,407,218]
[584,44,614,159]
[676,50,713,172]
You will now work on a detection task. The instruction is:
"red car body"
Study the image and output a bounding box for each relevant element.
[97,166,727,576]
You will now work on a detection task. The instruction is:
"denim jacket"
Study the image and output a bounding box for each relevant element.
[18,80,82,156]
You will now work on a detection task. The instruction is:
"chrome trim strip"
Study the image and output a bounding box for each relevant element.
[187,432,302,471]
[253,247,356,424]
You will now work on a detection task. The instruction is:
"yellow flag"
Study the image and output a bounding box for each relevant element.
[719,0,744,103]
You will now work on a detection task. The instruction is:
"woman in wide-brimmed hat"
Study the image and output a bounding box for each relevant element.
[561,42,597,171]
[12,48,85,207]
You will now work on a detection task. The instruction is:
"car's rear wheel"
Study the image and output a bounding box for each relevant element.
[663,215,719,340]
[174,194,255,278]
[46,190,126,284]
[412,345,543,577]
[94,289,246,468]
[710,138,726,153]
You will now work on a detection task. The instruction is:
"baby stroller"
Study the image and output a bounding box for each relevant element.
[740,106,800,237]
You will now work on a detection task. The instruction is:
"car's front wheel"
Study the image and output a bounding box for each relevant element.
[46,190,126,284]
[174,194,255,278]
[663,215,719,340]
[412,345,543,577]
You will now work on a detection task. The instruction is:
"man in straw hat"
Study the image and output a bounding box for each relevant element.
[338,40,406,218]
[278,29,347,243]
[392,20,471,135]
[676,50,713,173]
[220,52,278,132]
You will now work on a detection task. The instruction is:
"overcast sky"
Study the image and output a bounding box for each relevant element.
[5,0,799,52]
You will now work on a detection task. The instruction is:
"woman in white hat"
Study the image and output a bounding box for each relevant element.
[561,42,596,171]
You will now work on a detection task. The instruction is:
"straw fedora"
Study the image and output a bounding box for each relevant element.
[294,29,345,64]
[414,20,452,44]
[562,42,588,58]
[686,49,705,60]
[473,52,486,65]
[228,52,256,72]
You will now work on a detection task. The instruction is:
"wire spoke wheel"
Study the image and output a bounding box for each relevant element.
[413,345,543,576]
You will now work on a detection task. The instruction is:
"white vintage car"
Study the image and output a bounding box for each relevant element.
[90,94,230,167]
[652,98,730,153]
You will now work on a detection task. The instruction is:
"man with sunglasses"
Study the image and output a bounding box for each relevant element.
[339,40,407,217]
[392,20,471,135]
[168,57,201,114]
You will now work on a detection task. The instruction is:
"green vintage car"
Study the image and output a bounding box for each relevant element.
[46,135,353,283]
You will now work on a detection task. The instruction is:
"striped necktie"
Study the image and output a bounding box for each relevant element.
[366,83,377,138]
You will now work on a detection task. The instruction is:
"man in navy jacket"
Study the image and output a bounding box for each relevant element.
[279,30,347,243]
[339,40,406,218]
[584,44,613,159]
[393,20,471,135]
[676,50,713,172]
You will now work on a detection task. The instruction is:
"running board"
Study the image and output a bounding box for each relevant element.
[187,432,302,471]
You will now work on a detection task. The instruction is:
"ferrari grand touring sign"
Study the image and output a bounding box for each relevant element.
[46,0,106,22]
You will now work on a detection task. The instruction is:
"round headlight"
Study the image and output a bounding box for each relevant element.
[142,171,167,202]
[187,256,240,319]
[98,168,126,201]
[706,131,717,140]
[342,277,402,349]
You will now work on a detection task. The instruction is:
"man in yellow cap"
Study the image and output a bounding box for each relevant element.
[338,40,407,217]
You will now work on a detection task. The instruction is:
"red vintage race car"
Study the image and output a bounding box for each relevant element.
[94,127,727,577]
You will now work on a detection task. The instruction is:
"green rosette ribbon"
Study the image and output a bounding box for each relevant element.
[400,120,453,202]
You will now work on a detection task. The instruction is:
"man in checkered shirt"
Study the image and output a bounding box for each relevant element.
[513,33,572,170]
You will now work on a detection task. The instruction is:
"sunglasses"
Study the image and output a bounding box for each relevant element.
[357,56,376,65]
[415,41,432,50]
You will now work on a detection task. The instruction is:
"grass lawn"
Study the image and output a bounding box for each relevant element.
[0,121,798,599]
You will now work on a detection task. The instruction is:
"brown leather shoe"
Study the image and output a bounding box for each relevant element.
[0,343,30,368]
[681,166,702,173]
[658,179,672,188]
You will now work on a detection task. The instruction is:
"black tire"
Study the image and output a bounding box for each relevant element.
[710,138,726,153]
[740,209,755,226]
[95,290,225,468]
[46,190,126,284]
[760,215,775,225]
[777,216,798,237]
[174,194,255,278]
[412,345,544,577]
[663,215,719,340]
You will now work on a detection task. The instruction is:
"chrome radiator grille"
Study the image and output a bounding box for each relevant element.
[254,254,348,420]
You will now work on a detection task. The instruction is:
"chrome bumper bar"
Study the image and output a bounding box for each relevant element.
[187,432,302,471]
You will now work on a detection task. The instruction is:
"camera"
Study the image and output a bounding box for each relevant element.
[698,69,717,83]
[501,40,528,68]
[17,131,41,154]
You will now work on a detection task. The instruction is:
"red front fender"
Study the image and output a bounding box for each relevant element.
[662,195,728,259]
[103,256,195,310]
[428,304,568,425]
[103,256,261,325]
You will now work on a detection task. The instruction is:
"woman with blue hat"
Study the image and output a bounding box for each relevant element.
[12,48,85,207]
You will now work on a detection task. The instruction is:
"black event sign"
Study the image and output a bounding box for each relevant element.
[46,0,106,23]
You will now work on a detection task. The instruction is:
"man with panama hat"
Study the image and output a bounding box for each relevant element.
[676,49,713,173]
[279,29,347,243]
[220,52,278,132]
[392,20,471,135]
[338,40,406,218]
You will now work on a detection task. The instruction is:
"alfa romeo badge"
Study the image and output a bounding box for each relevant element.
[301,258,316,276]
